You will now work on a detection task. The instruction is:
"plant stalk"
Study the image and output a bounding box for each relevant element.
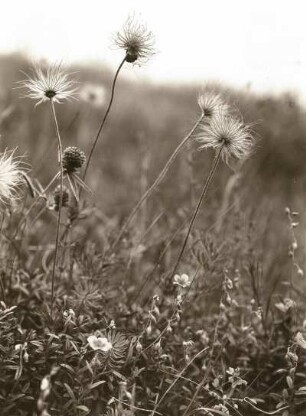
[50,100,64,317]
[82,56,126,183]
[171,145,223,278]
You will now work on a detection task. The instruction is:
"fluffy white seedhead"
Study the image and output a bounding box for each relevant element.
[198,92,229,118]
[197,114,254,164]
[79,82,106,108]
[114,15,155,64]
[0,150,24,207]
[18,64,78,106]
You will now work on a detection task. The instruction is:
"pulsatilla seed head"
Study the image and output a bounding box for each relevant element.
[63,147,86,173]
[114,15,155,65]
[53,185,69,211]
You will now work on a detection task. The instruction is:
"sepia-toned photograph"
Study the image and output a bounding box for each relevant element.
[0,1,305,415]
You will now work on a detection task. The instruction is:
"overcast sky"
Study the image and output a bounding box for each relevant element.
[1,0,306,99]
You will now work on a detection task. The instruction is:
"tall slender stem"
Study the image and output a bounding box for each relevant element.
[112,114,205,250]
[50,100,64,316]
[82,57,126,182]
[171,146,223,278]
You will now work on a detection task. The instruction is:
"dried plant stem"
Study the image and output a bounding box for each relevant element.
[171,145,223,278]
[82,57,126,182]
[150,347,208,416]
[112,114,205,250]
[50,100,64,316]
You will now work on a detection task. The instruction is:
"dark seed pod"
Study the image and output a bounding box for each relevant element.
[63,147,86,174]
[125,50,138,63]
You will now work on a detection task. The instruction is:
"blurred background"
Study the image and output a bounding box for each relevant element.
[0,0,305,275]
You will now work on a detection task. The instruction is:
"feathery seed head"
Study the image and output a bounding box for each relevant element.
[0,150,25,207]
[63,146,86,174]
[198,92,229,118]
[114,16,155,64]
[79,82,106,108]
[18,64,78,106]
[197,114,254,164]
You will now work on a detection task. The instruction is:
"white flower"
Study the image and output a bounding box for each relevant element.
[295,332,306,349]
[173,273,191,288]
[0,150,25,206]
[18,64,78,106]
[87,335,112,352]
[40,376,51,392]
[275,298,296,313]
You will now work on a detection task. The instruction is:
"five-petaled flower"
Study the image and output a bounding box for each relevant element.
[173,273,191,288]
[87,335,112,352]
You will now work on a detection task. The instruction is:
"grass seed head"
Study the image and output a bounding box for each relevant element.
[114,15,155,64]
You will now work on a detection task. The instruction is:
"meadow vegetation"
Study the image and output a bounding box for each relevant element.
[0,18,305,416]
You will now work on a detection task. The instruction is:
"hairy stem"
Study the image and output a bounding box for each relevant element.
[82,56,126,182]
[50,100,64,317]
[171,145,223,278]
[112,113,205,249]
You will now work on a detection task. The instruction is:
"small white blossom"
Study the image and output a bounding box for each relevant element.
[275,298,296,313]
[173,273,191,288]
[295,332,306,349]
[87,335,112,352]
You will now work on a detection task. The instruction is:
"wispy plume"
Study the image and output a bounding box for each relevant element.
[197,114,254,164]
[198,92,229,118]
[114,15,155,64]
[0,149,25,207]
[17,64,78,106]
